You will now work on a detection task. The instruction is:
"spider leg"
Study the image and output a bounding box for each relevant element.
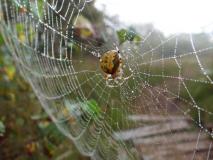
[119,58,122,64]
[104,74,110,80]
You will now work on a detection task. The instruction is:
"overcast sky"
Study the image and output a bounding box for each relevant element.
[95,0,213,35]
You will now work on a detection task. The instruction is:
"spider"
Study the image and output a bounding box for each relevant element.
[99,47,123,80]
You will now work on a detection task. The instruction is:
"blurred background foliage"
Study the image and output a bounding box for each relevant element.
[0,34,89,159]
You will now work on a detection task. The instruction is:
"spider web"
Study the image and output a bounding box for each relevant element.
[0,0,213,159]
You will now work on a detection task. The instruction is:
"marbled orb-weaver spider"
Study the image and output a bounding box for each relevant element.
[99,47,123,80]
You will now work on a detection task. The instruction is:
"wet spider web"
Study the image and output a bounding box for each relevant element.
[0,0,213,159]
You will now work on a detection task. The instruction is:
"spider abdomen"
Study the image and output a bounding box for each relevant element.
[100,50,121,76]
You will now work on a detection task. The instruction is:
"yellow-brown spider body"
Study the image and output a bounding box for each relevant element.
[99,50,122,79]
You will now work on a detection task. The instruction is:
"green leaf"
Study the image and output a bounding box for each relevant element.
[85,99,101,117]
[117,29,142,44]
[117,29,128,44]
[133,35,142,43]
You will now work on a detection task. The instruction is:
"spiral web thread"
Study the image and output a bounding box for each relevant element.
[0,0,213,159]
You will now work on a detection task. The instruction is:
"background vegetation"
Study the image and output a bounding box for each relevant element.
[0,34,88,160]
